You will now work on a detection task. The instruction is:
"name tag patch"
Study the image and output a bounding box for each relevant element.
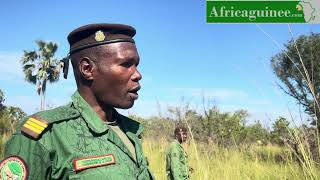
[73,154,115,171]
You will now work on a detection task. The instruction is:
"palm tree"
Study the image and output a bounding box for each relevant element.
[21,40,63,110]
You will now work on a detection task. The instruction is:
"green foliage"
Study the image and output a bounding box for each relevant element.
[242,121,269,145]
[0,108,24,135]
[130,115,175,141]
[131,105,277,147]
[0,89,5,112]
[21,40,63,110]
[245,145,293,164]
[0,89,4,104]
[130,103,306,148]
[0,89,26,158]
[271,33,320,130]
[288,125,320,164]
[166,104,251,146]
[198,108,248,146]
[271,116,291,145]
[144,139,315,180]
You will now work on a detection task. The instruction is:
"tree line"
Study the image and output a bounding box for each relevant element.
[132,105,310,147]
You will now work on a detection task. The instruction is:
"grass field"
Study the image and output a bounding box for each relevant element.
[143,137,320,180]
[1,134,319,179]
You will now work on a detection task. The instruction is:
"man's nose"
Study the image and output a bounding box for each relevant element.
[131,68,142,81]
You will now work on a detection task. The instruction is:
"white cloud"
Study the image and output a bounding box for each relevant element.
[5,95,40,114]
[247,108,309,129]
[170,88,249,101]
[247,99,272,106]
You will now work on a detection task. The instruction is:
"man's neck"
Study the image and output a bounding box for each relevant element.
[78,88,113,122]
[175,138,182,144]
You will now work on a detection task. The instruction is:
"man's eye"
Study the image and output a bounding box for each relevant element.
[121,62,132,68]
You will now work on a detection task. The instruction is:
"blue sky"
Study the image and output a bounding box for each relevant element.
[0,1,319,127]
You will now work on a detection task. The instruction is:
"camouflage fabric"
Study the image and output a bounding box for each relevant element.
[3,91,153,180]
[166,140,189,180]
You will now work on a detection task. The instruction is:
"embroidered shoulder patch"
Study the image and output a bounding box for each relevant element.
[73,154,115,172]
[21,116,49,139]
[0,156,28,180]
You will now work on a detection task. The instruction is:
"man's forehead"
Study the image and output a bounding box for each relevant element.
[106,42,138,50]
[102,42,139,58]
[178,129,187,134]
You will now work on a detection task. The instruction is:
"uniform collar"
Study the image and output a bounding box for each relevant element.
[113,110,144,136]
[71,91,108,134]
[174,139,183,148]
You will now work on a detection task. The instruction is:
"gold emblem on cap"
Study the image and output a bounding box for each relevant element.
[95,30,105,42]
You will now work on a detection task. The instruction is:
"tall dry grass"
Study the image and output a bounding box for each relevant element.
[256,24,320,180]
[143,137,318,180]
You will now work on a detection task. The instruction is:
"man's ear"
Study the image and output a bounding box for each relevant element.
[79,57,95,80]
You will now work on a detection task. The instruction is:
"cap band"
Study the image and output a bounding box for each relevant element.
[70,38,135,55]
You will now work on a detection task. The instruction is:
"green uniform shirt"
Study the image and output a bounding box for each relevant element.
[107,121,137,162]
[3,91,153,180]
[165,140,189,180]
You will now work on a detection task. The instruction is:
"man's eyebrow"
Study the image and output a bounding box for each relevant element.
[117,54,139,61]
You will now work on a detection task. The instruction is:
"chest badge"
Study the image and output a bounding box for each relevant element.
[73,154,116,172]
[0,156,28,180]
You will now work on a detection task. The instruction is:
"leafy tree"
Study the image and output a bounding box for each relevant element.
[271,33,320,131]
[21,40,63,110]
[0,89,4,111]
[271,117,291,145]
[185,110,203,141]
[0,89,26,135]
[0,89,26,158]
[188,104,249,146]
[129,114,175,141]
[210,109,248,146]
[242,121,269,145]
[6,106,26,123]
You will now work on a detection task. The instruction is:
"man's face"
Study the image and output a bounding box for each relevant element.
[176,130,188,143]
[92,42,141,109]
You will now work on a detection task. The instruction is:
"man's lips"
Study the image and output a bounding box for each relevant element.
[128,86,141,93]
[128,86,141,100]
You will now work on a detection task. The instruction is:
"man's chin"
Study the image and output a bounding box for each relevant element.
[115,101,135,109]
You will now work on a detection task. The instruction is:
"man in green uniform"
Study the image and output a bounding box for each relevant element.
[166,126,190,180]
[1,24,153,179]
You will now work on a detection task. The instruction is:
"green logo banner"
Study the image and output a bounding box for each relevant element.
[206,1,319,23]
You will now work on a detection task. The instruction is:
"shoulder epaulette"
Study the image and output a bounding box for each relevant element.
[21,104,80,139]
[21,116,49,139]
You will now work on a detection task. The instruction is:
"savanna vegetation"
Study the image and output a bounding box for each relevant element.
[1,33,320,179]
[134,105,320,179]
